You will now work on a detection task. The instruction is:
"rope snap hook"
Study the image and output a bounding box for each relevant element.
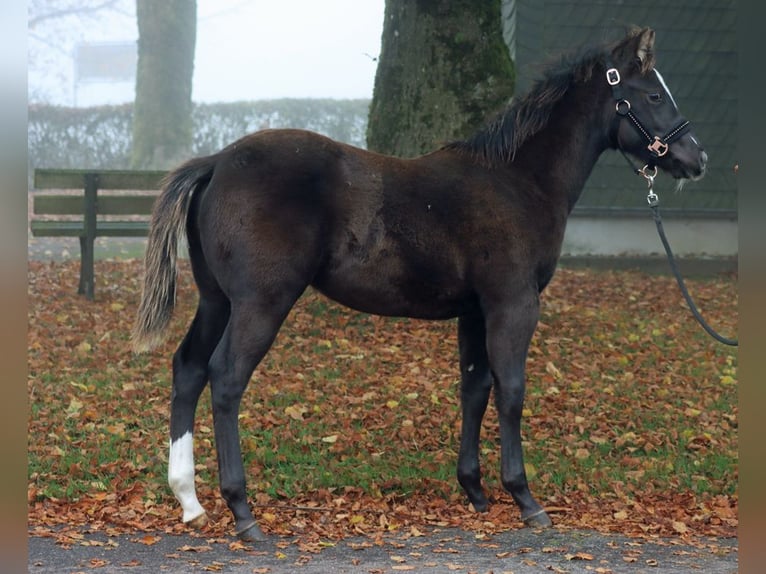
[638,165,659,205]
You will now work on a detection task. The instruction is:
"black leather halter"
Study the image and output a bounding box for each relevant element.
[605,60,691,172]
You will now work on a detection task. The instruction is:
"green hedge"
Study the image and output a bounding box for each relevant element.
[28,98,735,213]
[28,99,371,185]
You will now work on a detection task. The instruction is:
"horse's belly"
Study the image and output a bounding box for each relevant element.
[312,259,475,320]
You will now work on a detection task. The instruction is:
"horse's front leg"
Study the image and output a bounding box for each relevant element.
[485,293,552,528]
[456,313,493,511]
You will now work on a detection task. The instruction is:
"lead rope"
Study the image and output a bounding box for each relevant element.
[638,167,738,346]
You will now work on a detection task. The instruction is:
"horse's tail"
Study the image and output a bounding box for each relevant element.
[131,156,216,353]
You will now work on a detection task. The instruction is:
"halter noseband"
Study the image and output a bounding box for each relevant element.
[605,60,691,173]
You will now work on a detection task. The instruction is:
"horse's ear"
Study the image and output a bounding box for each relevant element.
[635,28,655,70]
[612,26,656,73]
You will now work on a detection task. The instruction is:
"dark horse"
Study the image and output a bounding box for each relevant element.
[133,27,706,541]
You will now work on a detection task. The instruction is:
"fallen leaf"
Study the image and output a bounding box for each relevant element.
[65,397,83,418]
[284,404,308,420]
[178,545,212,552]
[672,521,688,534]
[575,448,590,460]
[546,361,563,380]
[69,381,88,392]
[137,535,160,546]
[565,552,594,561]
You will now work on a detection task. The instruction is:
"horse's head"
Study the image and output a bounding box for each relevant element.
[606,27,707,181]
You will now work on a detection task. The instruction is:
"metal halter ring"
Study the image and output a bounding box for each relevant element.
[638,164,658,181]
[615,99,631,115]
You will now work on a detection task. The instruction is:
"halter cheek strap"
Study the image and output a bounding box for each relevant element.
[605,60,691,171]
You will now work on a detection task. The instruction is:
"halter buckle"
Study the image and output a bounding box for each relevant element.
[647,136,669,157]
[606,68,621,86]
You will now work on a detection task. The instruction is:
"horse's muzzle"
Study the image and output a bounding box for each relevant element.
[668,136,707,181]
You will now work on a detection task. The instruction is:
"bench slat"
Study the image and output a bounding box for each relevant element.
[34,169,166,190]
[33,195,157,216]
[98,195,157,215]
[30,221,84,237]
[33,195,84,215]
[31,220,150,237]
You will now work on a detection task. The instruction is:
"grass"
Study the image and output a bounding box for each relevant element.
[27,259,738,538]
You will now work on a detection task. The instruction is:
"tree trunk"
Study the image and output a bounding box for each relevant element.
[367,0,514,157]
[131,0,196,169]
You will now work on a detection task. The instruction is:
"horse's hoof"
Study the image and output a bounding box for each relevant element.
[522,509,553,528]
[467,491,489,513]
[470,500,489,513]
[186,513,209,529]
[235,521,269,543]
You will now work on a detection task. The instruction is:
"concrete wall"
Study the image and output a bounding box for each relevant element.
[562,210,737,258]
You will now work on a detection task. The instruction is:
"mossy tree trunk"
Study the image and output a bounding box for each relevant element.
[367,0,514,157]
[131,0,196,169]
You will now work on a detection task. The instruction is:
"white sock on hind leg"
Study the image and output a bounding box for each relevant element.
[168,432,206,523]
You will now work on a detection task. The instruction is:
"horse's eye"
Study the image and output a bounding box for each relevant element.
[648,93,663,103]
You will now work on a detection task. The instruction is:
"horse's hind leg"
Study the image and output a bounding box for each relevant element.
[207,291,302,542]
[168,295,230,527]
[456,313,493,512]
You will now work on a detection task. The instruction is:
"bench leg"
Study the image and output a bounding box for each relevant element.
[78,236,95,300]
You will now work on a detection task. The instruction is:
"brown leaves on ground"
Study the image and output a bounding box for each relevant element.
[27,260,738,547]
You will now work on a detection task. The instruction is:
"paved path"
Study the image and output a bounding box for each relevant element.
[29,526,737,574]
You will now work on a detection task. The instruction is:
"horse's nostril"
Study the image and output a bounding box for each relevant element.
[700,150,708,166]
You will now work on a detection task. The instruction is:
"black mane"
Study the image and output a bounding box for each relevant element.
[445,46,607,166]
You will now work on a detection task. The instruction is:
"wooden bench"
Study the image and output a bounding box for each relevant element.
[30,168,167,299]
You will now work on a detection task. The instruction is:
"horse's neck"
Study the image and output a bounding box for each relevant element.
[515,84,610,213]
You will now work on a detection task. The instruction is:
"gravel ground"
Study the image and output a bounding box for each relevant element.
[28,525,737,574]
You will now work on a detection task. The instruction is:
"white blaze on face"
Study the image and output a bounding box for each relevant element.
[653,69,679,110]
[168,432,206,523]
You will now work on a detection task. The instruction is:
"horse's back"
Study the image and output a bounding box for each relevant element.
[192,128,560,318]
